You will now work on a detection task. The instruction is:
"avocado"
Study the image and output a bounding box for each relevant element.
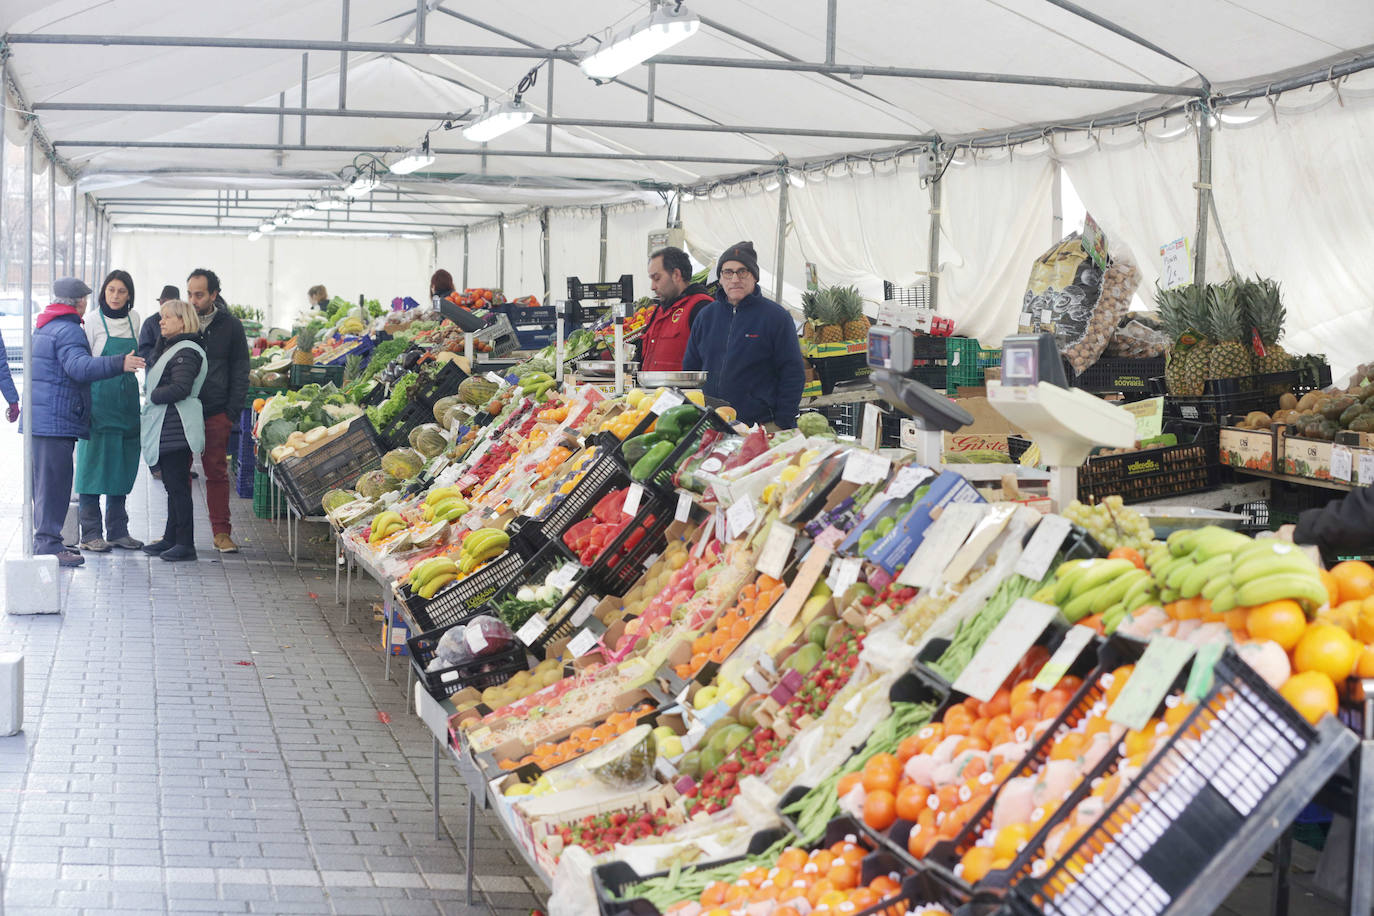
[808,615,838,647]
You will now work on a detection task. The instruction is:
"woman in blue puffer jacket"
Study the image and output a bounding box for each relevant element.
[28,278,145,567]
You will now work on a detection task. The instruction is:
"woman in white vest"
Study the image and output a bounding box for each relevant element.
[140,299,208,562]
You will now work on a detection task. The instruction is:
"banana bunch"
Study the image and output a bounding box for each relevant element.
[423,485,471,522]
[1051,557,1156,630]
[409,555,460,600]
[459,529,511,574]
[369,510,406,545]
[1152,527,1328,614]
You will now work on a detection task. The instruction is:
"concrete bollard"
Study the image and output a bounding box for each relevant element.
[0,653,21,736]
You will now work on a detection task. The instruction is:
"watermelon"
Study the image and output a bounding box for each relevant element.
[381,448,425,480]
[458,375,499,406]
[409,424,448,459]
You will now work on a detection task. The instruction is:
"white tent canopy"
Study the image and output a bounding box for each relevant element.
[3,2,1374,371]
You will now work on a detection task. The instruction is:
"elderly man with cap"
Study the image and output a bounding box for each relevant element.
[29,278,145,567]
[138,284,179,361]
[682,241,805,429]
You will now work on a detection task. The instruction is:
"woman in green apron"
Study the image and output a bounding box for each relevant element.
[75,270,145,551]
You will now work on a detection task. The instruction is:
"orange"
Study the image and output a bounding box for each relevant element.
[1049,732,1089,762]
[1356,645,1374,678]
[1163,699,1197,730]
[895,784,930,821]
[1280,671,1338,724]
[1319,600,1364,637]
[959,846,998,885]
[1357,596,1374,644]
[1320,568,1342,609]
[1331,561,1374,604]
[1293,623,1360,681]
[1104,665,1134,704]
[252,397,266,412]
[863,790,897,831]
[836,772,864,798]
[993,822,1034,860]
[827,862,858,890]
[1246,600,1308,650]
[862,761,900,794]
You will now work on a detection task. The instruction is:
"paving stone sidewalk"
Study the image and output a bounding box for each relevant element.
[0,429,546,916]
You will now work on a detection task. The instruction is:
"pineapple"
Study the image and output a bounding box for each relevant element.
[800,289,821,343]
[343,353,363,384]
[832,285,871,341]
[813,289,845,344]
[292,326,318,366]
[1244,277,1295,374]
[1206,282,1254,381]
[1159,284,1210,396]
[1158,286,1193,396]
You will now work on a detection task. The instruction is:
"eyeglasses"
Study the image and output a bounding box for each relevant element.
[720,268,752,280]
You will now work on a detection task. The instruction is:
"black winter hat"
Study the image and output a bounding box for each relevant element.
[717,241,759,282]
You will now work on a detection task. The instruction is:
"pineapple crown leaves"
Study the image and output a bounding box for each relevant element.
[1205,282,1246,343]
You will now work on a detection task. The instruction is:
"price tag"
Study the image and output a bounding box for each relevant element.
[769,545,832,629]
[743,666,772,695]
[842,450,891,486]
[1040,308,1054,325]
[1360,451,1374,485]
[899,502,984,588]
[654,756,679,782]
[693,515,715,557]
[651,389,686,415]
[726,499,757,540]
[570,595,599,627]
[465,625,489,655]
[1181,405,1199,420]
[1107,636,1196,732]
[899,419,921,451]
[516,614,549,646]
[827,556,862,597]
[1160,237,1191,289]
[465,513,486,531]
[1032,625,1097,691]
[1185,641,1224,704]
[756,521,797,580]
[568,628,599,658]
[814,525,845,552]
[951,598,1059,702]
[548,563,580,592]
[883,465,934,503]
[623,482,644,517]
[860,404,882,450]
[1014,515,1073,581]
[485,371,507,387]
[675,492,694,523]
[1331,445,1353,482]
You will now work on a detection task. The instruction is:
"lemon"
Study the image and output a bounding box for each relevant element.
[684,389,706,407]
[504,783,533,797]
[780,465,801,484]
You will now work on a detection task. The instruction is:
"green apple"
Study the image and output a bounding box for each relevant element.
[657,736,684,758]
[653,725,677,740]
[693,685,719,710]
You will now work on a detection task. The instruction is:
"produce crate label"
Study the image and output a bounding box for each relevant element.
[1015,514,1073,581]
[1361,452,1374,486]
[898,503,984,588]
[1123,397,1164,440]
[650,388,685,414]
[814,525,845,552]
[653,756,678,783]
[743,666,772,695]
[622,482,644,517]
[860,404,883,450]
[1032,625,1097,691]
[883,465,934,502]
[726,499,757,541]
[1281,434,1332,481]
[516,614,549,646]
[1331,445,1353,482]
[570,595,599,627]
[548,563,580,592]
[693,515,715,557]
[1180,404,1200,420]
[756,521,798,580]
[567,628,599,658]
[952,598,1059,702]
[675,492,694,523]
[826,556,863,598]
[1107,636,1195,732]
[1219,427,1274,473]
[1185,641,1224,703]
[842,449,890,485]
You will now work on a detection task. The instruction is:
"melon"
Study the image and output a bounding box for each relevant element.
[381,447,425,480]
[356,469,401,499]
[459,375,499,406]
[433,395,463,429]
[321,489,358,514]
[409,423,448,459]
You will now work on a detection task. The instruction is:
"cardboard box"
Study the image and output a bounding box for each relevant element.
[1219,427,1275,473]
[1280,431,1334,481]
[865,471,987,574]
[940,396,1024,460]
[381,608,410,656]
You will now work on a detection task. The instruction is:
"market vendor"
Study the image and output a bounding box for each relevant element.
[682,241,805,429]
[1280,488,1374,557]
[308,284,329,311]
[641,246,713,372]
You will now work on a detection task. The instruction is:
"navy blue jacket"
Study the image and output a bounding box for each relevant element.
[29,310,126,438]
[682,288,805,428]
[0,328,18,405]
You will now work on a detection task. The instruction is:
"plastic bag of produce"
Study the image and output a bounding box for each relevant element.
[462,614,516,658]
[1108,317,1170,358]
[1062,247,1142,375]
[432,626,475,669]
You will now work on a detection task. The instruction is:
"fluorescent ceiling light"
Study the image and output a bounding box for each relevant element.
[579,5,700,80]
[344,175,378,197]
[462,100,534,143]
[259,222,276,233]
[314,197,345,211]
[248,231,263,241]
[274,215,289,227]
[291,207,312,219]
[390,143,436,174]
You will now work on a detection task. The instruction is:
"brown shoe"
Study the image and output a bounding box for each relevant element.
[213,533,240,553]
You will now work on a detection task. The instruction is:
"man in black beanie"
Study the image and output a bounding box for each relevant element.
[682,241,805,429]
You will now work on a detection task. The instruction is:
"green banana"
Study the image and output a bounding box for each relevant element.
[1121,574,1157,610]
[1234,573,1330,613]
[1061,588,1102,623]
[418,572,455,599]
[1231,551,1319,588]
[1068,559,1138,600]
[1179,554,1233,599]
[1091,568,1149,614]
[1160,587,1180,603]
[1201,574,1234,601]
[1100,601,1128,629]
[1189,527,1251,562]
[425,486,464,505]
[411,557,459,592]
[1053,560,1095,605]
[1125,587,1157,614]
[1210,584,1238,614]
[1168,529,1200,557]
[1165,558,1199,591]
[1149,554,1182,583]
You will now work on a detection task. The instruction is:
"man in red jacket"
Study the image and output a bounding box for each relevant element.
[641,246,713,372]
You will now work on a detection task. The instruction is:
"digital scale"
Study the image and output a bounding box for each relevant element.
[558,276,636,394]
[437,296,492,369]
[988,333,1136,509]
[867,325,974,466]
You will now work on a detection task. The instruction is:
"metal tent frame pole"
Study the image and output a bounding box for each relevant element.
[21,137,35,558]
[48,165,57,290]
[67,178,76,275]
[497,217,505,290]
[773,171,788,303]
[1194,100,1213,286]
[927,163,942,312]
[461,227,469,289]
[598,206,608,282]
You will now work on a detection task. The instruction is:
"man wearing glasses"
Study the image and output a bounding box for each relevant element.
[683,241,805,429]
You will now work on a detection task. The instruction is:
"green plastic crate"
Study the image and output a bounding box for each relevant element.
[946,337,1001,389]
[252,469,286,519]
[245,386,279,409]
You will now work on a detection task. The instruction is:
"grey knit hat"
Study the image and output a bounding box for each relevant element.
[53,277,92,301]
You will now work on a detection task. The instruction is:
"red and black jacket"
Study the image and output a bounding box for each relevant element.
[639,283,713,371]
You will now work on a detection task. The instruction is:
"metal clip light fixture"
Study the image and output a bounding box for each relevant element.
[579,3,700,80]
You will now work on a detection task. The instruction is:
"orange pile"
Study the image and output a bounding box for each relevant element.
[535,446,573,479]
[496,703,655,771]
[671,839,915,916]
[677,575,787,677]
[538,403,569,422]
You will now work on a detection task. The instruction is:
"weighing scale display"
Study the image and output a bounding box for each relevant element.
[866,326,911,371]
[1000,333,1068,389]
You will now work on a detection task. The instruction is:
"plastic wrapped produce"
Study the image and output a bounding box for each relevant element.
[1062,247,1142,374]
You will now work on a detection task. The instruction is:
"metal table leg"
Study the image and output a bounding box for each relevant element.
[1349,738,1374,916]
[433,737,441,841]
[466,789,477,905]
[1271,827,1292,916]
[292,509,300,568]
[345,553,352,626]
[383,597,392,682]
[334,532,341,604]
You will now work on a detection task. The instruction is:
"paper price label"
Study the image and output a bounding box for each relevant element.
[1032,625,1097,691]
[465,625,489,655]
[899,503,984,588]
[1107,637,1196,732]
[1331,445,1353,482]
[814,525,845,552]
[693,515,715,557]
[570,595,599,627]
[516,614,549,646]
[899,419,921,451]
[860,404,882,450]
[675,492,694,523]
[756,521,798,580]
[548,563,580,592]
[1360,452,1374,485]
[1015,515,1073,581]
[952,599,1059,702]
[883,465,934,503]
[650,388,686,415]
[842,450,891,486]
[485,372,507,387]
[465,513,486,531]
[726,499,757,540]
[568,628,599,658]
[743,666,772,695]
[827,556,862,598]
[654,756,679,783]
[623,482,644,517]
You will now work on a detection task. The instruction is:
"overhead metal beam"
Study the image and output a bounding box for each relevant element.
[5,33,1204,95]
[1039,0,1203,79]
[100,202,504,217]
[113,223,434,238]
[338,0,350,110]
[54,139,779,166]
[825,0,837,65]
[32,102,933,142]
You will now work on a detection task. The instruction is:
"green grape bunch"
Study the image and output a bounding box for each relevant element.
[1062,496,1155,551]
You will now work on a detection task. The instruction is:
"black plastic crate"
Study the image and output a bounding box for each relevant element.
[1270,477,1344,517]
[810,351,873,394]
[359,379,389,407]
[1158,369,1303,424]
[377,400,434,451]
[398,545,532,633]
[1069,356,1165,400]
[407,624,529,700]
[503,302,557,326]
[486,539,584,656]
[529,577,602,659]
[289,362,347,389]
[520,450,633,553]
[1078,441,1213,505]
[1013,649,1339,916]
[883,280,931,309]
[584,485,674,597]
[275,416,385,517]
[414,360,467,408]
